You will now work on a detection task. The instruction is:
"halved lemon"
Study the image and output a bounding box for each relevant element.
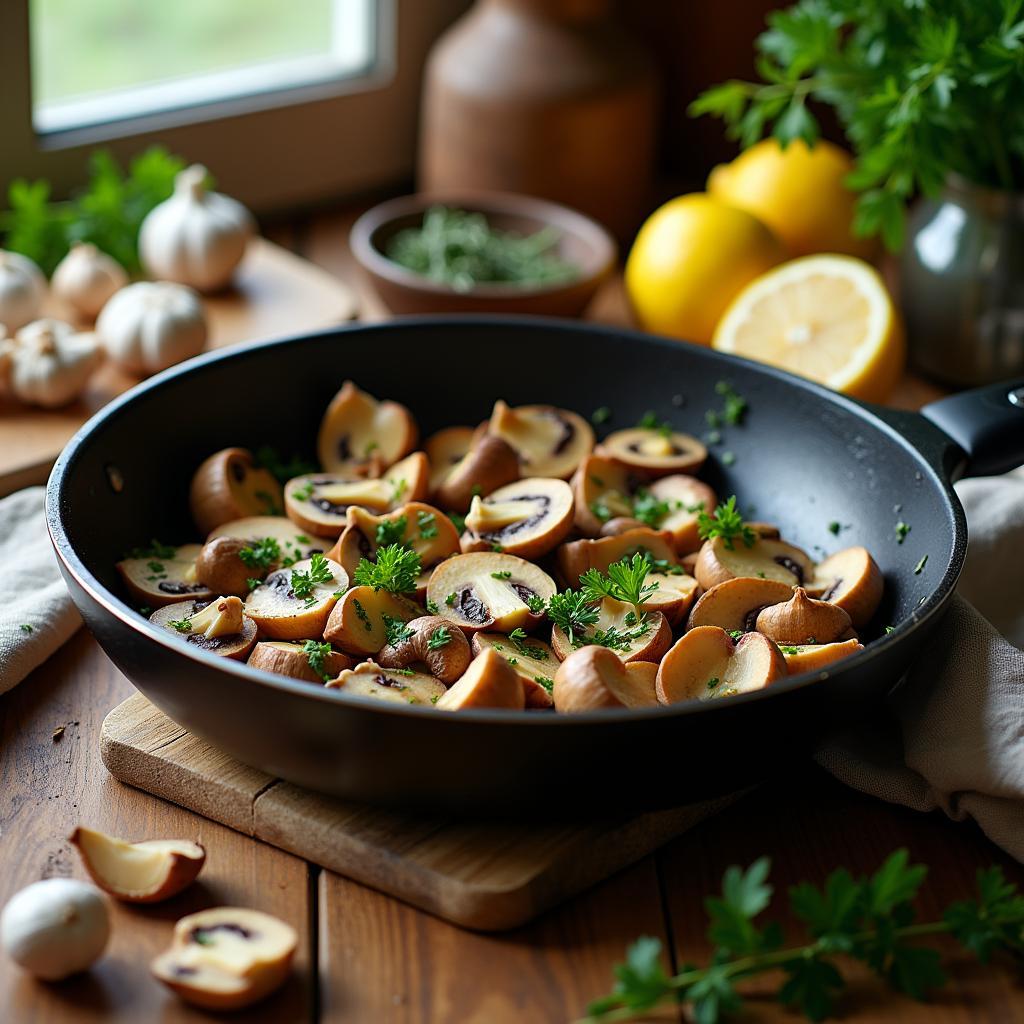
[711,255,905,403]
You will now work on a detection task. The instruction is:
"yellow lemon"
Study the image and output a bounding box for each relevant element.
[625,193,785,345]
[708,139,876,259]
[712,255,904,403]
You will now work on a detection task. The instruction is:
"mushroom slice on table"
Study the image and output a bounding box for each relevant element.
[644,475,718,554]
[150,597,257,660]
[425,425,476,494]
[656,626,786,704]
[551,598,672,664]
[117,543,213,608]
[247,641,353,683]
[207,515,326,565]
[485,400,594,480]
[427,552,557,634]
[460,477,574,560]
[553,646,659,712]
[755,587,853,645]
[326,660,445,705]
[189,447,283,534]
[596,427,707,478]
[471,631,557,708]
[686,577,795,633]
[435,435,520,513]
[437,649,526,710]
[694,535,815,591]
[810,546,884,627]
[779,638,864,676]
[377,615,472,684]
[323,586,423,656]
[317,380,418,476]
[244,557,347,640]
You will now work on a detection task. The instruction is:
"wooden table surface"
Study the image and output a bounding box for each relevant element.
[2,205,1021,1023]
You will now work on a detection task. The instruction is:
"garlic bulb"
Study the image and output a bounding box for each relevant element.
[96,281,207,375]
[0,250,47,332]
[8,319,103,407]
[0,878,110,980]
[52,242,128,320]
[140,164,254,292]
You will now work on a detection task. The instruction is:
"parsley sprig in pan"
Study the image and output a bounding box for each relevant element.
[290,553,334,599]
[697,496,756,551]
[353,543,421,594]
[584,850,1024,1023]
[580,554,658,619]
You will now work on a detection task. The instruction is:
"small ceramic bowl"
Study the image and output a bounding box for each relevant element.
[350,191,617,317]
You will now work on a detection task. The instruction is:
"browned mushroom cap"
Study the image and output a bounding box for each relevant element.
[460,477,574,560]
[326,660,445,706]
[810,547,884,627]
[317,380,417,475]
[425,426,476,494]
[694,535,815,591]
[596,427,707,478]
[189,448,283,534]
[377,615,472,684]
[435,435,520,513]
[150,597,257,660]
[206,516,326,566]
[755,587,852,645]
[599,516,648,537]
[244,557,347,640]
[779,638,864,676]
[486,400,594,480]
[656,626,786,704]
[437,649,526,710]
[471,632,556,708]
[194,536,258,597]
[117,543,214,608]
[551,598,672,664]
[572,454,636,537]
[247,641,353,682]
[322,585,423,656]
[552,645,659,712]
[686,577,795,633]
[644,476,718,554]
[427,552,556,634]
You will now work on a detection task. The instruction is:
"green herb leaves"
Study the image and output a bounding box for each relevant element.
[580,554,658,616]
[697,496,756,551]
[375,515,408,548]
[303,640,334,682]
[426,626,452,651]
[353,543,421,594]
[290,553,333,599]
[547,590,601,648]
[239,537,280,572]
[383,615,415,647]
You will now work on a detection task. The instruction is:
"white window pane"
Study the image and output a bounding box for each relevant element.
[31,0,377,134]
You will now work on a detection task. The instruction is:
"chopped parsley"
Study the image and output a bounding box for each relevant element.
[353,598,372,631]
[697,496,756,551]
[525,594,547,614]
[895,521,911,544]
[425,599,439,614]
[828,521,842,535]
[534,675,554,694]
[491,570,512,580]
[637,410,673,436]
[547,589,601,647]
[430,694,441,705]
[127,539,176,560]
[254,489,281,515]
[707,676,721,690]
[390,477,409,504]
[727,629,744,640]
[427,626,452,650]
[291,553,333,598]
[914,554,928,575]
[509,627,547,660]
[239,537,280,571]
[303,640,334,682]
[589,499,612,523]
[579,553,658,616]
[632,489,671,528]
[448,511,467,534]
[256,446,317,486]
[293,481,315,502]
[884,625,896,635]
[445,592,456,607]
[588,622,650,652]
[383,615,415,646]
[721,451,736,467]
[167,618,192,633]
[591,406,612,425]
[639,549,684,576]
[705,429,722,445]
[19,623,33,634]
[375,515,408,548]
[715,380,747,425]
[417,510,438,539]
[779,645,801,656]
[246,577,263,591]
[491,541,504,552]
[354,544,421,594]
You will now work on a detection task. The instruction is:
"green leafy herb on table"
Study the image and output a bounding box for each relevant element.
[698,496,757,551]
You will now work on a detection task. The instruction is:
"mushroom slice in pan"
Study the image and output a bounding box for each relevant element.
[553,646,659,712]
[694,535,815,591]
[244,556,347,640]
[471,631,557,708]
[810,546,884,627]
[551,597,672,664]
[317,380,417,476]
[323,586,423,657]
[377,615,473,684]
[779,638,864,676]
[686,577,795,634]
[117,543,214,608]
[656,626,786,704]
[435,436,520,514]
[247,641,353,683]
[644,476,717,554]
[755,587,853,645]
[150,597,257,660]
[207,516,326,566]
[425,425,476,494]
[189,447,283,534]
[437,649,526,711]
[427,552,556,634]
[596,427,707,478]
[486,400,594,480]
[326,660,445,706]
[460,477,573,560]
[572,455,636,537]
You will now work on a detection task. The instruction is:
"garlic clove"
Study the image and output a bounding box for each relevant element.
[0,249,47,332]
[51,242,128,320]
[8,319,103,408]
[755,587,853,645]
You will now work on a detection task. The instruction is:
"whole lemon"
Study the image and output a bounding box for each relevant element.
[625,193,785,345]
[708,138,875,259]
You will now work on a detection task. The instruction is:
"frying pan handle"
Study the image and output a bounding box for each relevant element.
[920,380,1024,479]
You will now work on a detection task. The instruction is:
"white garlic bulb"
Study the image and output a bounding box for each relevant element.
[8,319,103,407]
[96,281,207,375]
[51,242,128,320]
[0,250,47,332]
[139,164,254,292]
[0,878,110,981]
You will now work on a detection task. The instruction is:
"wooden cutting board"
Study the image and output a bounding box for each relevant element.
[101,692,736,932]
[0,238,358,496]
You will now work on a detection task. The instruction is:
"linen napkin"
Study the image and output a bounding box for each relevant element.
[0,486,81,695]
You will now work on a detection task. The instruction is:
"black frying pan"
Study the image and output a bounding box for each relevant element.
[46,318,1024,815]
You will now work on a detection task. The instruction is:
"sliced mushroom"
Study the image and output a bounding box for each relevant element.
[572,455,638,537]
[811,547,884,627]
[486,400,594,480]
[645,475,718,554]
[243,557,347,640]
[150,597,257,660]
[552,645,659,712]
[317,380,417,475]
[755,587,852,645]
[779,638,864,676]
[206,515,325,567]
[460,477,574,560]
[323,585,423,656]
[596,427,707,478]
[189,447,283,534]
[599,516,648,537]
[117,543,213,608]
[247,641,353,683]
[435,435,520,513]
[686,577,795,633]
[656,626,786,704]
[471,631,557,708]
[694,535,815,591]
[194,536,260,597]
[377,615,472,684]
[437,649,526,710]
[551,598,672,664]
[426,552,557,634]
[746,522,782,540]
[326,660,445,706]
[425,426,475,494]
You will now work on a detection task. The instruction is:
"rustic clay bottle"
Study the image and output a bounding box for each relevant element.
[418,0,657,240]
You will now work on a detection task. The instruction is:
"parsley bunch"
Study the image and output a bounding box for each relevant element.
[239,537,280,573]
[585,849,1024,1023]
[697,496,756,551]
[580,554,659,618]
[689,0,1024,250]
[353,543,421,594]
